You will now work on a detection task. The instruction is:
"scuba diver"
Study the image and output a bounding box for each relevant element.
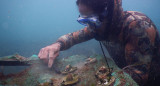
[38,0,160,85]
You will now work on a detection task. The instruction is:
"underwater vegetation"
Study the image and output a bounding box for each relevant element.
[0,54,138,86]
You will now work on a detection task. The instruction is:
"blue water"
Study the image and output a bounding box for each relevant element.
[0,0,160,58]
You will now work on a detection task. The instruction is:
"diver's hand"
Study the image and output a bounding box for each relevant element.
[38,42,61,68]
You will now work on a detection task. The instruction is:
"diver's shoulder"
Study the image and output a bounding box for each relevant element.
[124,11,149,21]
[122,11,151,28]
[122,11,157,38]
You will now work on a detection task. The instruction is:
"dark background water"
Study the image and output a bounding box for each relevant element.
[0,0,159,58]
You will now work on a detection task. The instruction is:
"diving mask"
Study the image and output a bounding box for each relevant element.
[77,6,108,29]
[77,15,101,28]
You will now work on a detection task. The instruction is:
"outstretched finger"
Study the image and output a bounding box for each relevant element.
[48,52,59,68]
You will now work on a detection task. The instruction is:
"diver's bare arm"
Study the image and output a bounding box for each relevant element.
[56,27,94,50]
